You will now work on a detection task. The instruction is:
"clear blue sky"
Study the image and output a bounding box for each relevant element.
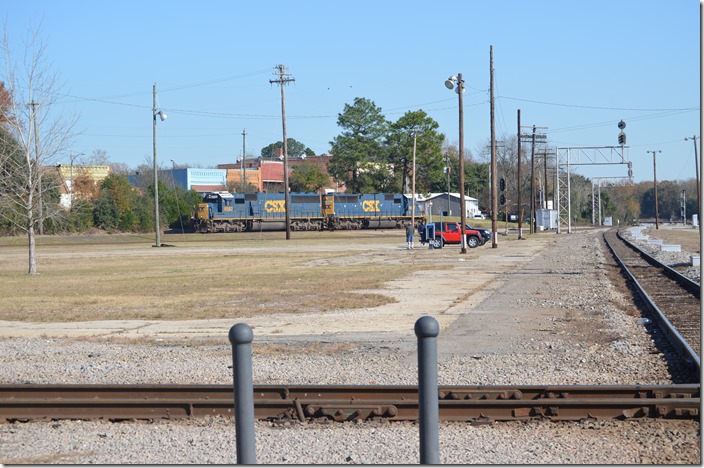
[4,0,701,184]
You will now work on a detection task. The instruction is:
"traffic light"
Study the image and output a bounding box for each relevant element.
[618,132,626,145]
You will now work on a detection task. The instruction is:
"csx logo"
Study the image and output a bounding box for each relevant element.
[264,200,286,213]
[362,200,380,212]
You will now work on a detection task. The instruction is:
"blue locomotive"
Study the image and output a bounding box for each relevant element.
[192,192,423,233]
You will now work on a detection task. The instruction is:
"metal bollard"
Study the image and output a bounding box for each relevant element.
[414,316,440,464]
[228,323,256,464]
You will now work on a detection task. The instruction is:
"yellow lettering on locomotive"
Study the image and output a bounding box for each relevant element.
[224,206,233,212]
[264,200,286,213]
[362,200,380,212]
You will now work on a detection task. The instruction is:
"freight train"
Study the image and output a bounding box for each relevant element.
[192,191,423,233]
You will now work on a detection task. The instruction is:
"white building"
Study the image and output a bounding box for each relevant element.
[411,192,480,218]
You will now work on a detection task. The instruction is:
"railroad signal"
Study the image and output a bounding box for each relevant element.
[618,132,626,146]
[500,194,506,206]
[499,177,505,192]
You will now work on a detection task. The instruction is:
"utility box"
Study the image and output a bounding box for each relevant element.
[536,209,558,230]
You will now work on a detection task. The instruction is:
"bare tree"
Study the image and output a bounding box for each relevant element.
[0,24,77,274]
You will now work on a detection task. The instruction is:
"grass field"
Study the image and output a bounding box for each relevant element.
[0,230,426,323]
[1,222,696,324]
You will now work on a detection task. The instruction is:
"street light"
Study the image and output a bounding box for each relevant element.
[647,150,661,229]
[153,82,167,247]
[444,73,467,254]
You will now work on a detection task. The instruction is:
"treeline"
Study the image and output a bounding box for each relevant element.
[0,171,201,236]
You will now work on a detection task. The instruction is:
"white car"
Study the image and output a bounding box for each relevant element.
[472,213,486,219]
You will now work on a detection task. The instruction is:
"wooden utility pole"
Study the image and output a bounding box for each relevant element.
[648,150,661,229]
[241,128,246,189]
[530,125,536,234]
[152,83,162,247]
[270,65,295,239]
[489,45,498,248]
[517,109,523,239]
[685,136,699,218]
[458,73,467,254]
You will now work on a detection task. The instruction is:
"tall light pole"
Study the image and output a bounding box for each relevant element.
[647,150,661,229]
[684,135,699,217]
[445,73,467,253]
[153,83,167,247]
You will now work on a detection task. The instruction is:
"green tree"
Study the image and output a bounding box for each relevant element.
[261,138,311,159]
[329,97,389,193]
[158,185,202,231]
[94,173,140,231]
[385,110,445,194]
[92,195,120,230]
[289,161,329,192]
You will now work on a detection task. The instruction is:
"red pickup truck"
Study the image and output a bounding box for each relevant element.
[427,221,485,248]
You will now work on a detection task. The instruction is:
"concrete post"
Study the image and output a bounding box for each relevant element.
[228,323,256,464]
[415,316,440,464]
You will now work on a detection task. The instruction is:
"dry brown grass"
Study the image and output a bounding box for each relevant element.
[0,230,422,323]
[643,226,700,253]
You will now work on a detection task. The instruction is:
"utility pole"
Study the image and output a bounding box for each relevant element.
[489,45,498,248]
[647,150,661,229]
[519,125,547,234]
[411,131,417,228]
[516,110,523,239]
[458,74,467,253]
[270,65,295,240]
[241,128,247,190]
[535,149,556,209]
[685,135,699,217]
[29,101,43,235]
[530,126,536,234]
[153,83,161,247]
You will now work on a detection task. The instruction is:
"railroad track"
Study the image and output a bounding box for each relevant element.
[0,383,699,423]
[603,228,700,374]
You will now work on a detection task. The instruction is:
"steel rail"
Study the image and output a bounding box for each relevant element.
[616,229,700,296]
[604,229,700,372]
[0,384,698,423]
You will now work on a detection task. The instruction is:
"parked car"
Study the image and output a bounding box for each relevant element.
[465,223,491,245]
[472,213,486,219]
[426,221,485,249]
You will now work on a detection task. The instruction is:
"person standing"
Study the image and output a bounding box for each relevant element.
[418,220,426,245]
[405,222,414,249]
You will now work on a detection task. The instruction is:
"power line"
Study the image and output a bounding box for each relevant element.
[498,95,697,112]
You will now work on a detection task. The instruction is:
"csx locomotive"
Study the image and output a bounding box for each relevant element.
[192,191,423,233]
